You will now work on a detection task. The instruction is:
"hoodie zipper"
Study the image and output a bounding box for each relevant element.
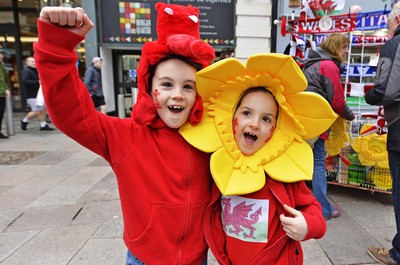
[178,138,193,264]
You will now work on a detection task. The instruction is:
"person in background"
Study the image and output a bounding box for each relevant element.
[366,3,400,265]
[84,56,106,114]
[219,47,235,60]
[180,54,337,264]
[34,3,215,264]
[302,33,355,220]
[0,49,10,139]
[20,56,54,131]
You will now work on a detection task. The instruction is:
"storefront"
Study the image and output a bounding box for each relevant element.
[275,0,398,193]
[0,0,83,111]
[1,0,273,115]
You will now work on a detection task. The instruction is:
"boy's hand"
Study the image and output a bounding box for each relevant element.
[279,204,308,241]
[39,6,93,36]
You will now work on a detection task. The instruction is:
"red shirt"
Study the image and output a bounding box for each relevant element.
[204,176,326,265]
[222,183,280,264]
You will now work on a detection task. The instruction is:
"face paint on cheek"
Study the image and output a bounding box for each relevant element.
[153,89,161,109]
[265,126,276,143]
[233,118,238,136]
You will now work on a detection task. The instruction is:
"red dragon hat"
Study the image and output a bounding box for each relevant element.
[132,2,215,126]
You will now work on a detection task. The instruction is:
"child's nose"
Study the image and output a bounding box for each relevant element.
[249,119,259,129]
[171,88,184,99]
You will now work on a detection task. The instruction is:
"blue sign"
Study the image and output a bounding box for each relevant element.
[356,10,388,31]
[341,64,377,77]
[129,69,137,78]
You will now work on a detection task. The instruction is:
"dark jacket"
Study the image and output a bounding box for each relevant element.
[21,66,40,99]
[0,62,8,97]
[365,25,400,152]
[84,65,103,97]
[303,49,355,121]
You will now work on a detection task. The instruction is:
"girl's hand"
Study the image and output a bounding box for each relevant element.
[279,204,308,241]
[39,6,93,36]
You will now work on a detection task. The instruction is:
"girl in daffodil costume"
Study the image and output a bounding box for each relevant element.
[180,54,337,265]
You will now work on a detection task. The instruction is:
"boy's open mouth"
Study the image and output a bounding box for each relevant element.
[168,105,184,113]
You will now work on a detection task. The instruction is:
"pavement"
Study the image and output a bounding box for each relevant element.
[0,112,397,265]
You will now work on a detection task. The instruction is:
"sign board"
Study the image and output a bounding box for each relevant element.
[283,10,389,35]
[342,64,377,77]
[97,0,234,47]
[355,10,388,31]
[285,14,357,34]
[171,0,235,46]
[129,69,137,77]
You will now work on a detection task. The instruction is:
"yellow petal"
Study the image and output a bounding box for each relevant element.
[211,148,266,195]
[196,58,247,104]
[180,110,222,153]
[264,140,314,182]
[285,92,337,139]
[325,117,349,156]
[246,53,307,94]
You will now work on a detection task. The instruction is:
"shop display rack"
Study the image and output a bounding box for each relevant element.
[326,118,391,194]
[279,9,392,194]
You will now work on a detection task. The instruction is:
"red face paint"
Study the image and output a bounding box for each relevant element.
[153,89,161,109]
[233,118,238,136]
[265,126,275,143]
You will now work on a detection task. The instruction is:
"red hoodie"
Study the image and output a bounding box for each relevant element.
[204,176,326,265]
[34,20,211,265]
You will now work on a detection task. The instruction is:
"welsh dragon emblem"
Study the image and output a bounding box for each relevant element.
[221,197,263,240]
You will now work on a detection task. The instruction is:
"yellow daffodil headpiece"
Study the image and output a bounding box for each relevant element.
[325,117,350,156]
[180,54,337,195]
[352,124,389,169]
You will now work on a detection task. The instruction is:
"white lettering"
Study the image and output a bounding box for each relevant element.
[137,27,151,34]
[136,19,151,27]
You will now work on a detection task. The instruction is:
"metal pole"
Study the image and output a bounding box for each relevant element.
[132,88,138,106]
[118,94,125,118]
[5,94,14,136]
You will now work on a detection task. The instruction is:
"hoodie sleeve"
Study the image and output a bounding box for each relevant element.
[33,19,135,164]
[293,181,326,241]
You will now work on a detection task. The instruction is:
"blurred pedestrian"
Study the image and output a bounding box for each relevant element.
[20,56,54,131]
[302,33,355,220]
[366,3,400,265]
[84,56,106,114]
[219,47,235,60]
[0,49,10,139]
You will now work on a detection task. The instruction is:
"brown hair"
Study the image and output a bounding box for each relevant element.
[234,86,279,118]
[320,33,350,63]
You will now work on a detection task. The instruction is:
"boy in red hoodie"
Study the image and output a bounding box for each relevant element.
[180,54,337,264]
[34,3,214,264]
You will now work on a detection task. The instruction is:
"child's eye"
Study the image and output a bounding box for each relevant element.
[162,82,173,88]
[183,84,194,90]
[263,116,271,123]
[242,110,251,116]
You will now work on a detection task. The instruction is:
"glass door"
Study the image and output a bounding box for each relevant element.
[112,50,140,117]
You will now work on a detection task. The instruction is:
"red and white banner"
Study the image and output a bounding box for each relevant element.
[282,14,356,35]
